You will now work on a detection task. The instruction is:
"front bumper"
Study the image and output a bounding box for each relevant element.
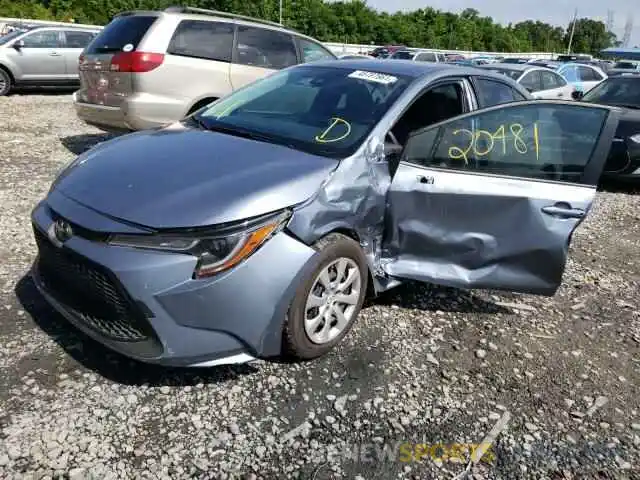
[30,197,318,366]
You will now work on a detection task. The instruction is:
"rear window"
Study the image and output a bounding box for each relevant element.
[85,15,157,54]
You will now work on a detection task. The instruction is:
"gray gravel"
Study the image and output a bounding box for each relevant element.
[1,91,639,479]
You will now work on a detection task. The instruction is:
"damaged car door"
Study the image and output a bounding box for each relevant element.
[381,100,620,295]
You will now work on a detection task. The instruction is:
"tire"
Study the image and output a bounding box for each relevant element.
[0,68,11,96]
[284,233,369,360]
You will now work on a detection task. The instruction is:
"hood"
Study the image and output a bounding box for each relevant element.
[53,125,338,229]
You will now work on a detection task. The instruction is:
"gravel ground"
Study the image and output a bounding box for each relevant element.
[0,90,639,480]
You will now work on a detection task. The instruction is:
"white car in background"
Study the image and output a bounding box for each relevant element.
[556,62,607,94]
[389,49,447,63]
[478,63,575,100]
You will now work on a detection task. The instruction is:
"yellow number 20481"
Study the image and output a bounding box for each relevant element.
[447,123,540,164]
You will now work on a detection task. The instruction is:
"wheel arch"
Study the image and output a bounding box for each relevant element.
[185,96,219,116]
[288,225,377,299]
[0,62,15,84]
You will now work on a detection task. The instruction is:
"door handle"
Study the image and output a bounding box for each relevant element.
[541,204,585,219]
[417,175,434,185]
[49,51,61,56]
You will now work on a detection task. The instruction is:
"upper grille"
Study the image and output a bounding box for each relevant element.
[33,225,154,342]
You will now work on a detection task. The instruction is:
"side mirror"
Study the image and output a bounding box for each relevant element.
[525,87,534,93]
[571,90,584,100]
[12,40,24,50]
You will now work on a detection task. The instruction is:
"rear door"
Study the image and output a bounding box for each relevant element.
[9,29,65,80]
[518,70,543,97]
[540,70,572,99]
[230,25,298,90]
[163,19,235,111]
[77,14,158,107]
[381,100,619,295]
[60,30,98,79]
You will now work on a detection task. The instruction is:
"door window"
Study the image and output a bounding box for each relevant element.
[389,82,465,146]
[415,52,436,62]
[298,38,335,63]
[63,30,97,48]
[560,65,579,82]
[21,31,61,48]
[475,78,525,107]
[402,102,610,184]
[519,71,542,92]
[235,26,297,69]
[577,66,601,82]
[167,20,234,62]
[541,71,566,90]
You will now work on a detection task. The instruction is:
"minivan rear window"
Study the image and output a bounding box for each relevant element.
[85,15,157,54]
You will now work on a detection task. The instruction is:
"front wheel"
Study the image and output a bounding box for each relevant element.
[284,233,368,360]
[0,69,11,96]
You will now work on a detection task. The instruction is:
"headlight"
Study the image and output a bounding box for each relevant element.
[629,134,640,144]
[108,210,291,278]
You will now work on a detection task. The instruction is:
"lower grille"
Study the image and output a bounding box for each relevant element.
[33,225,154,342]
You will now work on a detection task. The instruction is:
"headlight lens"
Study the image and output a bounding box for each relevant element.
[629,133,640,143]
[108,210,291,278]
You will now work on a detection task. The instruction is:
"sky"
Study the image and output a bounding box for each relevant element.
[366,0,639,47]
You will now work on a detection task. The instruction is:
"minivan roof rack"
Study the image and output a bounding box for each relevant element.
[163,6,285,29]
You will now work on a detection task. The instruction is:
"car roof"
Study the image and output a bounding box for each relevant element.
[483,63,533,71]
[308,59,525,83]
[26,24,100,31]
[117,9,322,44]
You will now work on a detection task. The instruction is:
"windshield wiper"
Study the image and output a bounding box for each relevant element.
[196,121,298,150]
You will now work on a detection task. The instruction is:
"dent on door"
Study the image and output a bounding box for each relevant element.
[381,100,619,295]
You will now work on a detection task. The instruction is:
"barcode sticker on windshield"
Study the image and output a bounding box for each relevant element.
[348,70,398,85]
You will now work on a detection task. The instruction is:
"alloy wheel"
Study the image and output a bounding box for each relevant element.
[304,257,362,344]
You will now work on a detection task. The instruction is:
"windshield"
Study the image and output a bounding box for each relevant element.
[483,68,522,80]
[0,29,27,46]
[391,51,414,60]
[582,77,640,108]
[193,65,412,158]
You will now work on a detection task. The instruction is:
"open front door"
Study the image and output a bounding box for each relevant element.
[381,100,620,295]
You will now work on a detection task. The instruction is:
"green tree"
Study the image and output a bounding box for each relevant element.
[0,0,619,55]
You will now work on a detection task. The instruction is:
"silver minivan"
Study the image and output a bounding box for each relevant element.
[73,7,337,132]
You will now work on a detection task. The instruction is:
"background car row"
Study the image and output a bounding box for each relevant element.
[1,7,639,185]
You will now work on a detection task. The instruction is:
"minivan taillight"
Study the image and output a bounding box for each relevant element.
[110,52,164,73]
